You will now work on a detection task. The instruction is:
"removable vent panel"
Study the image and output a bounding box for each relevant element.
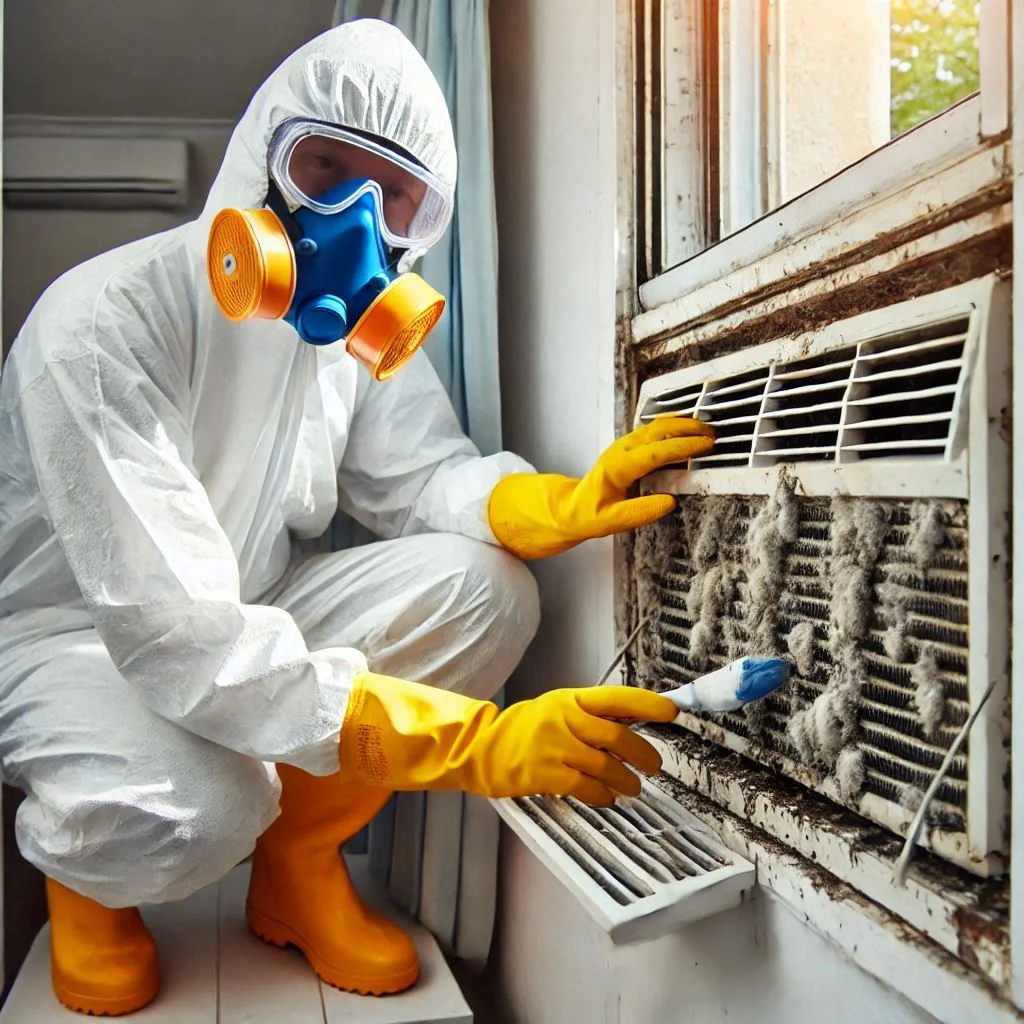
[635,494,971,844]
[493,781,754,944]
[638,318,969,469]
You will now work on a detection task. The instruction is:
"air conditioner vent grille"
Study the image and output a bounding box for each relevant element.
[492,781,756,943]
[638,318,970,469]
[516,792,727,906]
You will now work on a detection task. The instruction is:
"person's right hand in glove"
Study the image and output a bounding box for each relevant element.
[338,672,678,807]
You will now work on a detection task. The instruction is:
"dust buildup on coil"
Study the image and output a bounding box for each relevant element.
[878,578,910,664]
[634,515,678,629]
[878,501,949,668]
[633,479,968,830]
[911,644,946,738]
[901,784,925,813]
[835,745,865,802]
[732,476,795,735]
[745,477,797,657]
[908,499,947,571]
[786,497,890,769]
[786,621,816,677]
[688,566,733,670]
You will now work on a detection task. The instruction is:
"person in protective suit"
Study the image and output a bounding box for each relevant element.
[0,20,714,1015]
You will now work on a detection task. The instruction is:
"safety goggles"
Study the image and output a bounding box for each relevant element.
[268,120,453,251]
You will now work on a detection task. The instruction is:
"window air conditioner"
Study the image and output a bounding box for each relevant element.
[631,276,1010,877]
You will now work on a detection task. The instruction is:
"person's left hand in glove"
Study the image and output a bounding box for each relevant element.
[488,416,715,559]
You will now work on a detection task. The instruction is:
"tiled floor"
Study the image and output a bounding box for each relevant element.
[0,859,472,1023]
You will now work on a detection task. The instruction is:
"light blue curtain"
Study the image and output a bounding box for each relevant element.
[332,0,503,968]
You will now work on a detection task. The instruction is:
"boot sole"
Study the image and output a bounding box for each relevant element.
[246,903,421,996]
[52,973,160,1017]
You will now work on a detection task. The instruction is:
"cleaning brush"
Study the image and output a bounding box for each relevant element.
[660,657,791,718]
[595,611,791,717]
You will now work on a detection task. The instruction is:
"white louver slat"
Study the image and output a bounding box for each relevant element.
[637,319,970,471]
[492,781,755,944]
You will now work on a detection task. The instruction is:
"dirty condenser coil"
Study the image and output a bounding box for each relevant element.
[631,277,1010,877]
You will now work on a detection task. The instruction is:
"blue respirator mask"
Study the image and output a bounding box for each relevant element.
[206,122,452,381]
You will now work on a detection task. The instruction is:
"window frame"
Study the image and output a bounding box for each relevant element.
[636,95,1007,344]
[1008,0,1024,1010]
[640,0,1011,306]
[619,0,1020,1014]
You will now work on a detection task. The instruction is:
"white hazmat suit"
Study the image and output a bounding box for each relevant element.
[0,20,539,908]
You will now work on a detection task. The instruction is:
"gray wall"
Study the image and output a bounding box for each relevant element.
[3,1,337,351]
[490,0,619,704]
[3,120,231,352]
[5,0,336,120]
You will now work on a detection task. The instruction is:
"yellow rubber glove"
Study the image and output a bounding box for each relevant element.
[338,672,679,807]
[488,416,715,559]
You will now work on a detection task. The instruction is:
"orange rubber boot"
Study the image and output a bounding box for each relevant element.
[246,765,420,995]
[45,878,160,1016]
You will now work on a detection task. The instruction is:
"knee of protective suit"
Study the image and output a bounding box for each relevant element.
[483,540,542,649]
[435,534,541,700]
[16,758,280,908]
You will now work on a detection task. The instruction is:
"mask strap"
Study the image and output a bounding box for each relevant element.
[265,180,304,245]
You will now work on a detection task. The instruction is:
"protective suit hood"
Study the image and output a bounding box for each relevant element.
[198,19,457,245]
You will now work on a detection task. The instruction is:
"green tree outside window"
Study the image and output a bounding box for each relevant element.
[891,0,980,138]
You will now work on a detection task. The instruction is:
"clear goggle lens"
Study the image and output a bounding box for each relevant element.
[268,121,453,251]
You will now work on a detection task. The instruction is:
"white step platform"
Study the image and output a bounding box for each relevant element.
[0,858,472,1023]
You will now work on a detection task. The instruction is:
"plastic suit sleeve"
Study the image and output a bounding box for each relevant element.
[336,352,534,543]
[16,348,359,777]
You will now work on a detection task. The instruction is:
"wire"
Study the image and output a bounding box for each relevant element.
[892,677,999,887]
[595,611,655,687]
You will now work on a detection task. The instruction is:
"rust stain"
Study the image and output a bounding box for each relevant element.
[998,405,1012,448]
[954,902,1011,982]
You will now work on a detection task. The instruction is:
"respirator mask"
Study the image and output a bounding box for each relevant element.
[206,120,451,380]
